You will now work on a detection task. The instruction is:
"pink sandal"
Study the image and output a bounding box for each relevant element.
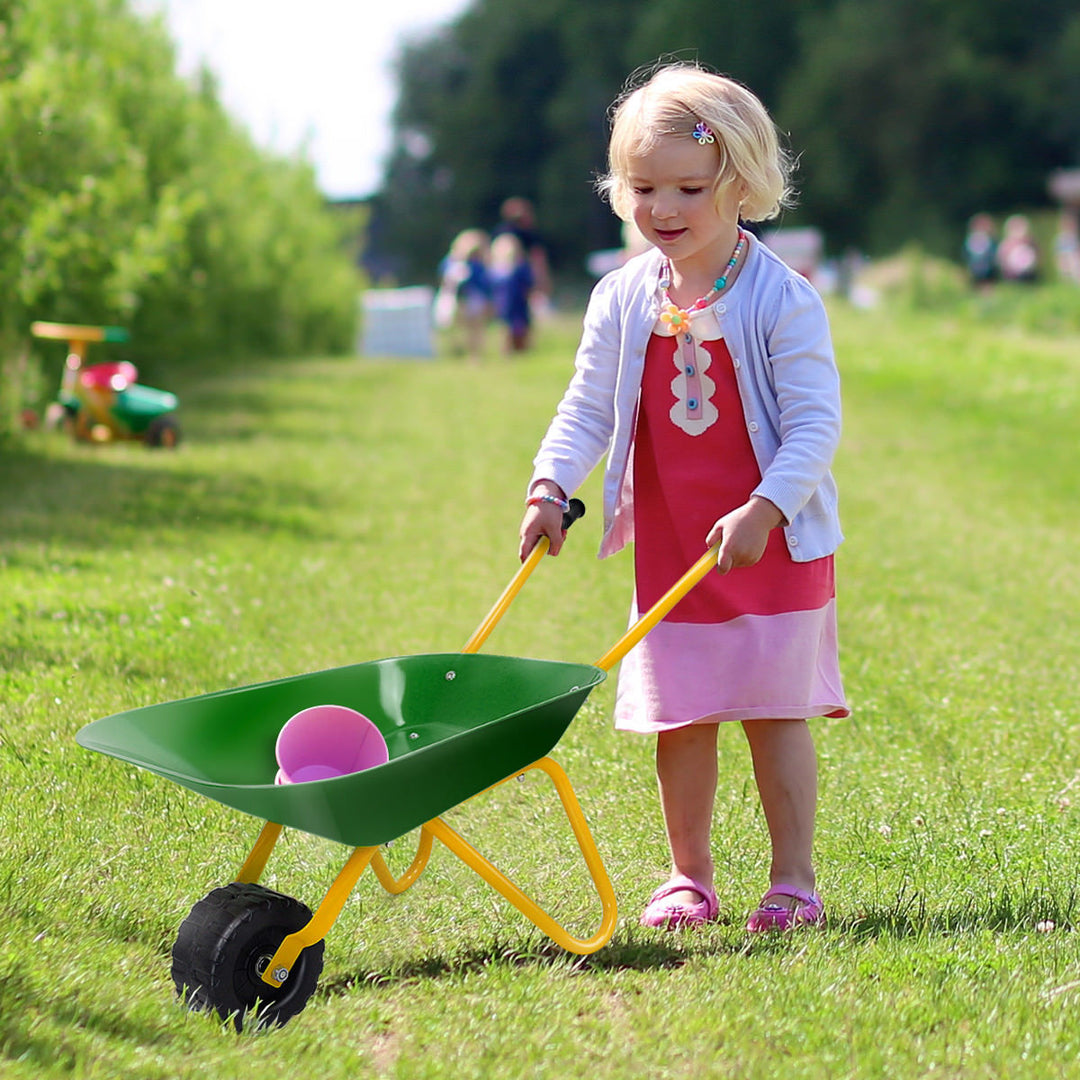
[746,884,824,933]
[639,875,719,929]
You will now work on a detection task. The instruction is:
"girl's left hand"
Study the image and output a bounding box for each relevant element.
[706,496,785,575]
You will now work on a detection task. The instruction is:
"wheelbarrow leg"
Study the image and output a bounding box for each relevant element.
[210,749,615,995]
[425,756,618,955]
[224,819,434,994]
[369,827,435,894]
[259,845,380,989]
[234,821,284,884]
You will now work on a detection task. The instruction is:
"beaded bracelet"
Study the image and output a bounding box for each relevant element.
[526,493,570,512]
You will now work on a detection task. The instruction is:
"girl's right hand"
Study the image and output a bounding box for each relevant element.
[707,495,784,574]
[518,483,569,560]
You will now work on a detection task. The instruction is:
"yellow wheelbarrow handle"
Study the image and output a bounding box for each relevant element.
[593,542,721,672]
[461,498,585,654]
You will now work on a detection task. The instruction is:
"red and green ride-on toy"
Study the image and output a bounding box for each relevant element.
[32,321,181,447]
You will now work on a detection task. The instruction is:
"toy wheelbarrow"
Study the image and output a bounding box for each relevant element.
[77,505,724,1030]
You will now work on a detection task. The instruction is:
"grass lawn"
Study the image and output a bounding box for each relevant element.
[1,301,1078,1078]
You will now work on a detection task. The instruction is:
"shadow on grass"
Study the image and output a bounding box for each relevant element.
[314,883,1080,999]
[316,927,754,999]
[0,965,177,1072]
[833,897,1077,940]
[165,352,397,448]
[0,446,338,549]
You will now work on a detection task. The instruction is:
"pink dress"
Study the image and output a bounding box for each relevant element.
[614,309,848,733]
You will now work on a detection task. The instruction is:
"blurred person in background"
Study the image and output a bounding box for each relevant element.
[1053,209,1080,284]
[489,231,535,353]
[963,213,998,290]
[435,228,493,362]
[493,197,552,318]
[996,213,1040,284]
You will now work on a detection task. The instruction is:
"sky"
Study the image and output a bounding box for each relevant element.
[138,0,470,199]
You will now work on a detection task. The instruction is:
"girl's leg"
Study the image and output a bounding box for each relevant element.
[741,719,818,902]
[655,722,719,905]
[464,312,485,362]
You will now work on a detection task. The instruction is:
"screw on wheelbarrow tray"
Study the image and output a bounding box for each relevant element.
[77,503,724,1030]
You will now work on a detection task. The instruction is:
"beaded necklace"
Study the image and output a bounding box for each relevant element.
[659,228,746,334]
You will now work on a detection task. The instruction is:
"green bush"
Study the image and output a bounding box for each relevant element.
[0,0,361,400]
[961,281,1080,335]
[851,246,1080,337]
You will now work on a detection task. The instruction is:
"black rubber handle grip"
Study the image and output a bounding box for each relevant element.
[562,498,586,531]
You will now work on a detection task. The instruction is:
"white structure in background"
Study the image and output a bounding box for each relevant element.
[761,226,824,282]
[587,224,830,290]
[360,286,436,358]
[1049,168,1080,208]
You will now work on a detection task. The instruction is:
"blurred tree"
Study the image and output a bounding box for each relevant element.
[374,0,648,283]
[625,0,837,111]
[373,0,1080,279]
[1046,11,1080,163]
[0,0,359,390]
[779,0,1080,254]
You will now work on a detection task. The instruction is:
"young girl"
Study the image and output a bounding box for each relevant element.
[518,63,848,932]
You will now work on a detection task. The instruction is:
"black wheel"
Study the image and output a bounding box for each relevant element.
[171,882,324,1031]
[145,415,181,448]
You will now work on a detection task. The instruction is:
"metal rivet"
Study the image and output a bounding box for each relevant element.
[445,670,456,680]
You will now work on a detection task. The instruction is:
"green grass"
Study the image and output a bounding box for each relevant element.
[1,304,1079,1078]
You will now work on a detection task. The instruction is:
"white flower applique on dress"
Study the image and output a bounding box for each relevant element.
[653,305,723,437]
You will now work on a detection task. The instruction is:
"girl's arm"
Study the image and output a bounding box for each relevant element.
[705,277,840,568]
[519,275,625,558]
[751,279,842,525]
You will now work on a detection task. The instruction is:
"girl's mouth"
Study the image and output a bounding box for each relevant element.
[654,228,687,243]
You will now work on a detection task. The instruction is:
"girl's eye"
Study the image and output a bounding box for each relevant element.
[632,186,653,195]
[681,187,705,195]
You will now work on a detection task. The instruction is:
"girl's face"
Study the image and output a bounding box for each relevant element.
[627,135,743,279]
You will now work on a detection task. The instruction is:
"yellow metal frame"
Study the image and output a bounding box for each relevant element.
[243,755,617,989]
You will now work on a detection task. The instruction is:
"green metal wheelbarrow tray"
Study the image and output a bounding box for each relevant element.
[77,503,723,1029]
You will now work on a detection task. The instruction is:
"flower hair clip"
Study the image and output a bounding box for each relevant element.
[692,121,715,145]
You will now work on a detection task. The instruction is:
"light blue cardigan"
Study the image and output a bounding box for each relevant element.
[530,233,843,562]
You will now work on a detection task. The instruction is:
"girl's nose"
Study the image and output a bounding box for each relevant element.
[652,198,678,222]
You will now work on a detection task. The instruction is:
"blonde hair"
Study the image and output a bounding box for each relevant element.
[598,63,793,224]
[490,231,525,270]
[448,228,489,262]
